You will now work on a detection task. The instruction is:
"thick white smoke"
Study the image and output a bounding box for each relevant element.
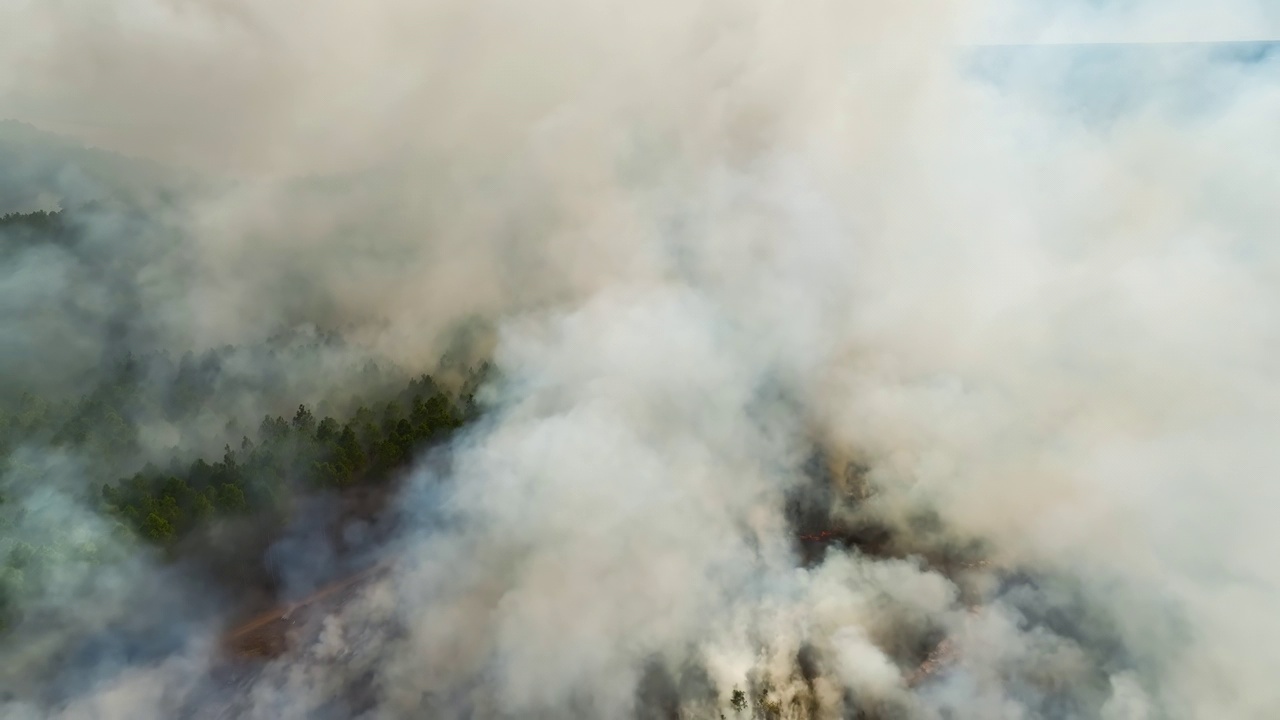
[1,0,1279,718]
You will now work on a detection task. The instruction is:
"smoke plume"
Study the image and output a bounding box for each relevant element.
[1,1,1279,718]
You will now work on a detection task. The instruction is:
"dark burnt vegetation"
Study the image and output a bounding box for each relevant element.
[783,447,984,698]
[780,446,1159,718]
[787,448,990,583]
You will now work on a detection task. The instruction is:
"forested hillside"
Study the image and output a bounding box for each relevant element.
[0,205,494,639]
[1,362,489,636]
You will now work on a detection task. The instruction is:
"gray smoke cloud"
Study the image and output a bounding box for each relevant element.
[2,0,1279,718]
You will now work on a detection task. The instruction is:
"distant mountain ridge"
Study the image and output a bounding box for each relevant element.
[0,119,207,214]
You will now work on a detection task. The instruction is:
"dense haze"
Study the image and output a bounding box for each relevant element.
[1,1,1279,718]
